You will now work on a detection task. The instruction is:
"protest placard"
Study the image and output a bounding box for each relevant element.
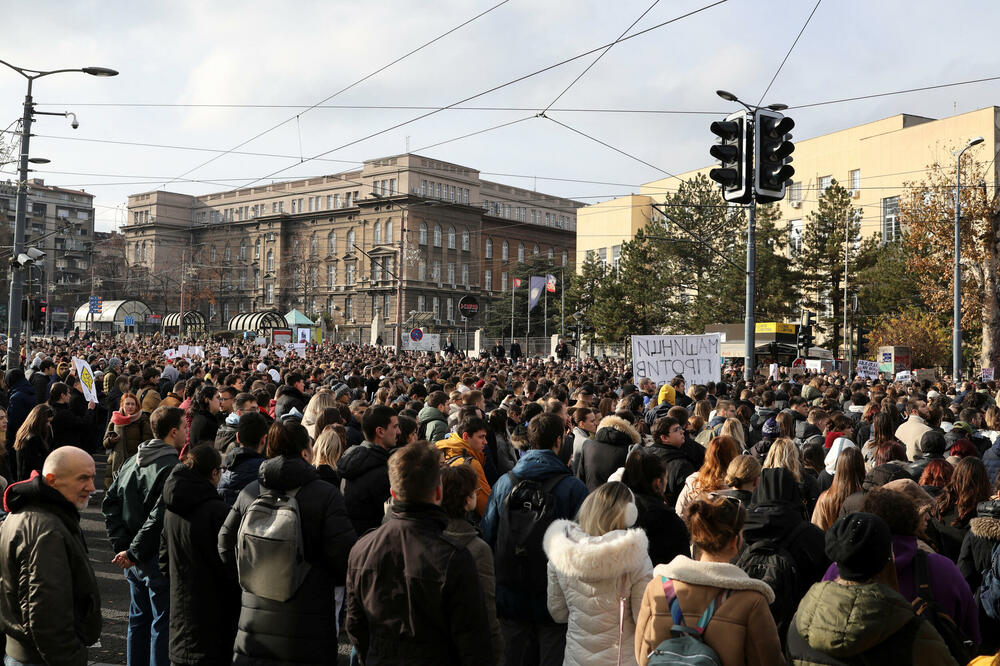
[630,334,721,386]
[219,347,230,358]
[856,359,879,380]
[983,367,995,382]
[72,357,98,403]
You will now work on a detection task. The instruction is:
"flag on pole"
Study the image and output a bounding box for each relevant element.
[513,278,523,289]
[546,274,557,293]
[528,276,546,311]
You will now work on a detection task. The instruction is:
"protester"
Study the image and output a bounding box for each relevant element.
[621,447,689,565]
[574,415,641,491]
[812,445,866,530]
[436,414,492,515]
[338,405,398,536]
[217,410,268,505]
[674,435,740,517]
[102,391,153,487]
[12,403,55,482]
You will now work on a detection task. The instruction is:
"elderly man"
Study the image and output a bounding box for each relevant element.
[0,446,101,666]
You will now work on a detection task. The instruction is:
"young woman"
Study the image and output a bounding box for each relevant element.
[719,454,761,506]
[568,406,598,472]
[102,392,153,488]
[187,385,222,447]
[675,436,740,517]
[635,495,783,665]
[312,428,346,486]
[763,436,819,517]
[861,412,906,470]
[719,417,747,452]
[811,446,865,531]
[302,389,336,441]
[622,448,690,566]
[14,404,55,481]
[932,456,992,561]
[919,459,954,497]
[544,482,653,665]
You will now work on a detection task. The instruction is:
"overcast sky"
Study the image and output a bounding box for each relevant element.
[2,0,998,231]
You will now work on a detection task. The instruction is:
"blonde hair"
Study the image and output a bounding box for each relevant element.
[719,417,745,450]
[312,429,345,468]
[724,454,761,488]
[763,437,802,482]
[303,390,335,427]
[576,481,633,537]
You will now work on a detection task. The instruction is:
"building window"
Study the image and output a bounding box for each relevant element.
[328,264,336,287]
[309,266,317,288]
[789,219,803,256]
[501,272,508,292]
[371,258,381,282]
[373,221,382,244]
[210,245,217,262]
[266,249,274,272]
[819,175,832,194]
[384,220,392,244]
[485,270,492,291]
[561,250,568,266]
[328,230,336,255]
[532,243,539,256]
[447,263,455,286]
[517,243,524,262]
[345,296,353,319]
[432,296,440,319]
[485,238,493,259]
[433,224,442,247]
[446,298,454,322]
[254,268,260,288]
[292,238,300,256]
[239,270,247,289]
[547,247,554,261]
[265,283,274,304]
[882,196,900,243]
[461,264,469,286]
[346,228,355,251]
[418,259,427,281]
[612,245,621,270]
[432,260,441,282]
[501,240,509,260]
[420,180,427,196]
[239,239,246,261]
[850,169,861,193]
[461,229,469,251]
[447,226,455,249]
[334,194,341,208]
[346,263,356,285]
[419,222,427,245]
[417,295,426,312]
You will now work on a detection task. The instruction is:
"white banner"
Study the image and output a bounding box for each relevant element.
[219,346,230,358]
[630,334,721,386]
[856,359,879,379]
[401,333,441,352]
[72,357,98,403]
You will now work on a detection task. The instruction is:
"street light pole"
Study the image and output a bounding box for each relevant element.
[0,60,117,368]
[954,136,984,382]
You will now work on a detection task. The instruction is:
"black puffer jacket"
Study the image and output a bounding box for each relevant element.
[159,463,239,665]
[958,511,1000,590]
[346,501,493,665]
[218,455,357,666]
[274,387,308,420]
[575,416,639,491]
[633,491,689,566]
[188,411,221,448]
[646,442,697,509]
[217,446,266,507]
[0,476,102,666]
[338,442,392,536]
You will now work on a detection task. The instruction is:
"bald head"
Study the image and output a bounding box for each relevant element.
[43,447,96,511]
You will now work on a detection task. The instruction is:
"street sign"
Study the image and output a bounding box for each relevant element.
[458,295,479,319]
[88,295,103,314]
[792,357,805,367]
[410,328,423,342]
[123,315,135,326]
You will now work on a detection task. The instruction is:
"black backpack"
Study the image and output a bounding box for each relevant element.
[910,549,975,664]
[494,472,569,592]
[736,520,810,635]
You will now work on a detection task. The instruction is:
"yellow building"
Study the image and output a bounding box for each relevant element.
[579,106,1000,276]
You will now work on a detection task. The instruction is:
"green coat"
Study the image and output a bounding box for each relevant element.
[787,581,958,666]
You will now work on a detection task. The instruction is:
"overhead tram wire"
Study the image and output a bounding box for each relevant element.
[235,0,729,190]
[38,102,729,115]
[156,0,512,189]
[756,0,822,107]
[542,115,681,179]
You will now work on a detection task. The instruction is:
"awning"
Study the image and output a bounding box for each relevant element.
[73,299,151,326]
[285,309,315,326]
[227,310,287,332]
[162,311,206,328]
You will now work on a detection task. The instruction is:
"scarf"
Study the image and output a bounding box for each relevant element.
[111,409,143,427]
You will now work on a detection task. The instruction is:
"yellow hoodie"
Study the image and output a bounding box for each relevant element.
[435,432,491,516]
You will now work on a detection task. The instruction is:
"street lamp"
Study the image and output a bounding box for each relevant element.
[954,135,984,382]
[0,59,117,367]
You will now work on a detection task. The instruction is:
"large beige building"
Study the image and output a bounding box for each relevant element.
[578,106,1000,280]
[124,153,580,342]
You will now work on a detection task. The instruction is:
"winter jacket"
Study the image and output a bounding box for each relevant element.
[896,415,932,461]
[567,426,596,471]
[138,384,161,414]
[217,445,266,506]
[575,416,640,491]
[218,455,357,665]
[6,378,36,453]
[642,400,673,427]
[443,517,503,665]
[481,449,589,622]
[188,411,221,447]
[787,581,958,666]
[633,491,689,566]
[635,556,782,666]
[16,433,50,482]
[102,438,180,563]
[0,476,102,666]
[158,463,239,665]
[822,534,980,644]
[646,442,697,509]
[337,441,392,537]
[346,501,492,666]
[49,402,92,449]
[984,439,1000,487]
[958,514,1000,591]
[544,521,653,665]
[494,430,518,475]
[101,411,153,488]
[214,421,239,452]
[274,386,308,420]
[30,370,50,405]
[417,405,449,443]
[436,432,491,516]
[345,416,364,448]
[930,508,973,563]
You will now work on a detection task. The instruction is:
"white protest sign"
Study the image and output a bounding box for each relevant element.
[983,367,995,382]
[72,357,98,403]
[293,342,307,358]
[630,334,721,386]
[164,349,176,360]
[856,360,879,380]
[276,350,286,359]
[219,346,230,358]
[769,363,779,380]
[259,348,267,359]
[401,333,441,352]
[254,337,267,346]
[895,370,912,382]
[191,345,205,358]
[177,344,190,357]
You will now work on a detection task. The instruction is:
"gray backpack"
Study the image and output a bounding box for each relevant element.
[236,487,311,601]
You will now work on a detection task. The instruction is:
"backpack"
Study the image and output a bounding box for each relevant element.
[494,472,569,591]
[443,453,475,467]
[979,538,1000,621]
[911,549,975,664]
[735,520,810,634]
[236,487,311,602]
[646,577,723,665]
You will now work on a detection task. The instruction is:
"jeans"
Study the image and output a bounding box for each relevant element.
[126,560,170,666]
[500,618,566,666]
[4,656,42,666]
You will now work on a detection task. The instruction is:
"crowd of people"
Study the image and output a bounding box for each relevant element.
[3,334,1000,665]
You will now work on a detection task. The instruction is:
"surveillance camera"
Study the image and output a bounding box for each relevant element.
[26,247,45,261]
[71,119,79,129]
[66,112,79,130]
[15,253,33,266]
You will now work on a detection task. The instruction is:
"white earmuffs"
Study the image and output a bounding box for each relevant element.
[624,489,639,528]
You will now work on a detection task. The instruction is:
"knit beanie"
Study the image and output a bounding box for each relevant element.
[762,417,780,440]
[825,512,892,582]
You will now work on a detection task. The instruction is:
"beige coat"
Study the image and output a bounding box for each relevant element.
[635,556,783,666]
[895,415,931,461]
[544,520,652,666]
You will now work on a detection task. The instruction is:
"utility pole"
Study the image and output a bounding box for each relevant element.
[844,213,851,381]
[744,196,756,382]
[395,207,406,355]
[179,247,187,340]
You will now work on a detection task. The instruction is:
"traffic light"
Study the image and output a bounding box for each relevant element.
[20,299,28,322]
[797,325,814,355]
[34,300,45,330]
[857,326,870,356]
[709,110,751,204]
[754,108,795,203]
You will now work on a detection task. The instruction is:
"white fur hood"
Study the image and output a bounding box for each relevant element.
[543,519,650,580]
[655,556,775,604]
[595,415,641,445]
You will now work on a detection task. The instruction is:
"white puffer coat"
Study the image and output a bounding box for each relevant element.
[543,520,653,666]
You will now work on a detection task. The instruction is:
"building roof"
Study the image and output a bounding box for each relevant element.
[285,309,315,326]
[72,299,150,324]
[228,310,287,332]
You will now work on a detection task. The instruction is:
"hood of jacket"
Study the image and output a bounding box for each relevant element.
[655,556,775,603]
[443,517,480,546]
[751,467,802,506]
[258,454,320,491]
[10,378,33,396]
[755,406,779,420]
[223,445,265,469]
[510,448,572,481]
[594,415,640,447]
[160,364,179,383]
[544,519,649,580]
[970,515,1000,540]
[336,441,390,481]
[417,405,447,426]
[436,431,485,465]
[3,474,80,521]
[824,438,856,474]
[793,581,916,657]
[163,463,221,516]
[136,438,180,467]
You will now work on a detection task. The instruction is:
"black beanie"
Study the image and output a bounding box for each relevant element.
[825,512,892,582]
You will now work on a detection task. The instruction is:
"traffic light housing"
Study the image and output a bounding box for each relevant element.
[797,325,814,355]
[754,109,795,203]
[709,110,751,204]
[34,300,45,330]
[857,325,870,356]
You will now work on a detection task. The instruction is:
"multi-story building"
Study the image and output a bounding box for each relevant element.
[124,153,580,342]
[578,106,1000,275]
[0,178,95,325]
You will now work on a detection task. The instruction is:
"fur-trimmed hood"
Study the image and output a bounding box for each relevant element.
[594,415,640,446]
[655,556,775,604]
[970,516,1000,540]
[543,519,650,580]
